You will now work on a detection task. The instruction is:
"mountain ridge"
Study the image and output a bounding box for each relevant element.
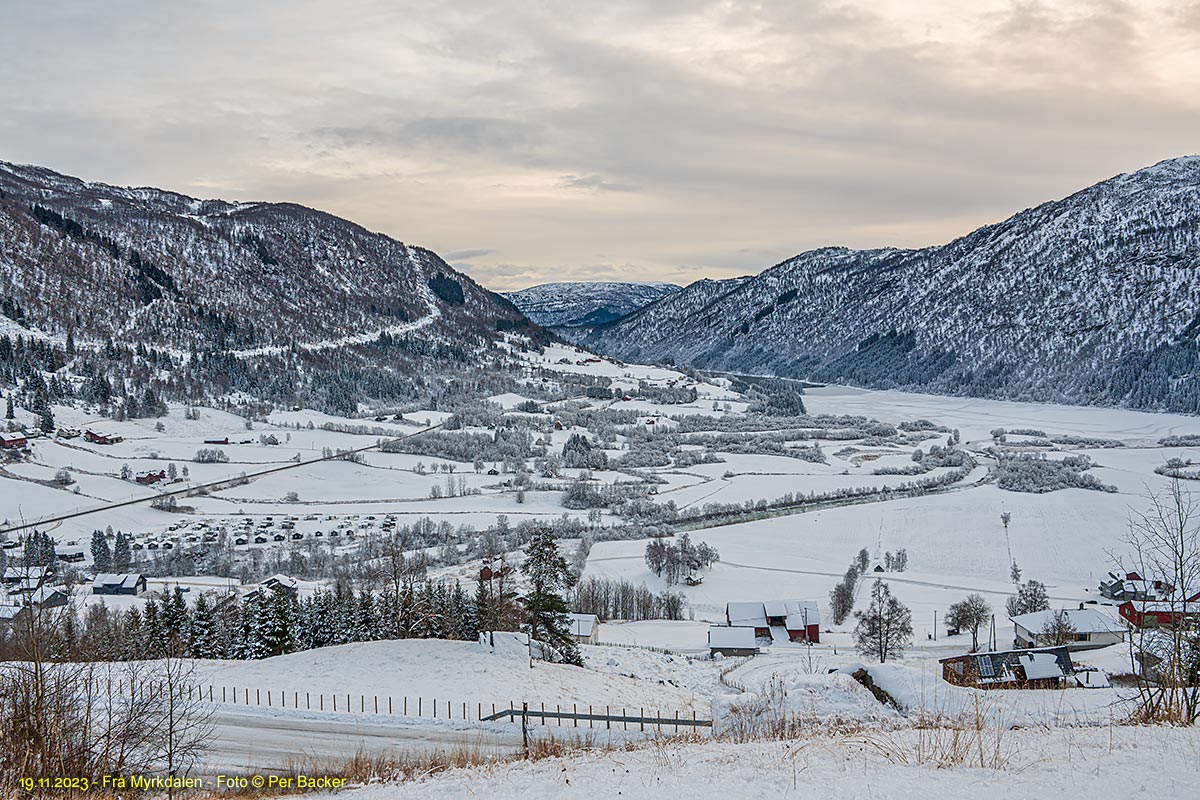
[584,156,1200,412]
[504,280,680,329]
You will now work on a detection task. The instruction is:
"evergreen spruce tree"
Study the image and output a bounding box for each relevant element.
[522,528,582,665]
[121,608,144,661]
[453,581,477,641]
[163,586,189,645]
[90,530,112,572]
[142,599,166,657]
[4,395,12,419]
[112,532,131,571]
[189,594,216,658]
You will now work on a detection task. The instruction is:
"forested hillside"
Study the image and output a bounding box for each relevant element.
[586,157,1200,412]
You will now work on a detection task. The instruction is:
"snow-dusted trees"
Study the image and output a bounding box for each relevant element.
[562,433,609,470]
[570,577,685,621]
[90,530,111,572]
[853,580,913,663]
[112,532,131,571]
[1039,610,1077,647]
[1006,579,1050,617]
[993,453,1117,493]
[522,528,582,665]
[945,593,991,651]
[192,448,228,464]
[829,564,861,625]
[882,549,908,572]
[644,534,719,586]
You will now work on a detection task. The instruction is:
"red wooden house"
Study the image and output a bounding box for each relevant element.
[0,432,27,449]
[726,600,821,643]
[84,430,122,445]
[1119,592,1200,629]
[135,469,167,485]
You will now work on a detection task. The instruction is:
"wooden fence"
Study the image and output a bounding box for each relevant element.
[107,679,711,733]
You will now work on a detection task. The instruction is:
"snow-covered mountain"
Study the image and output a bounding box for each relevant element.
[0,161,538,412]
[0,162,530,352]
[585,157,1200,413]
[504,281,680,329]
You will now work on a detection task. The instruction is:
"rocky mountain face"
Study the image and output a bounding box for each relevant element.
[0,162,538,413]
[584,157,1200,413]
[504,281,680,330]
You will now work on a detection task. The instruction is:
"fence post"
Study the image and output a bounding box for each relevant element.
[606,705,610,730]
[541,702,545,726]
[589,704,593,728]
[256,689,260,706]
[521,703,529,759]
[389,697,393,715]
[418,697,422,717]
[333,695,337,712]
[640,707,644,732]
[404,697,408,716]
[307,692,310,710]
[623,708,627,731]
[574,703,577,728]
[374,696,378,714]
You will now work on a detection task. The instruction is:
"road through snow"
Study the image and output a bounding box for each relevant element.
[200,708,521,773]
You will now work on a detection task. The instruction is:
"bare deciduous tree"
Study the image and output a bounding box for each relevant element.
[1117,480,1200,724]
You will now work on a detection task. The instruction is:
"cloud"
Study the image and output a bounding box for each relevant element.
[444,248,493,261]
[0,0,1195,290]
[561,174,640,192]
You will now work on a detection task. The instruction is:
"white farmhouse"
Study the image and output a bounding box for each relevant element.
[1011,607,1126,651]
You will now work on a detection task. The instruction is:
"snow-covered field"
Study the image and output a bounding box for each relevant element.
[7,342,1200,783]
[319,725,1200,800]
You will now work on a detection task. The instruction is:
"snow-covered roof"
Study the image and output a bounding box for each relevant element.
[93,573,143,590]
[727,600,820,629]
[784,600,820,629]
[1011,608,1124,634]
[708,625,756,649]
[726,602,768,628]
[3,566,48,581]
[1019,652,1065,681]
[566,613,598,637]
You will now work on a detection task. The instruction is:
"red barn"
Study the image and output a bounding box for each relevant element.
[726,600,820,643]
[0,432,27,449]
[135,469,167,485]
[1120,594,1200,629]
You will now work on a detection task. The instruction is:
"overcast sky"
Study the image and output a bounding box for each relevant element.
[2,1,1197,290]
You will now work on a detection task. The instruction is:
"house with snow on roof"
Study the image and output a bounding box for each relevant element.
[726,600,820,643]
[92,573,147,596]
[708,625,758,657]
[1011,606,1126,651]
[939,646,1074,689]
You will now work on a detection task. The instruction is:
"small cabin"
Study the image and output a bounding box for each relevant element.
[708,625,758,657]
[92,573,146,596]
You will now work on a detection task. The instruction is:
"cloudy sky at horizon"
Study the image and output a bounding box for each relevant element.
[2,0,1197,290]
